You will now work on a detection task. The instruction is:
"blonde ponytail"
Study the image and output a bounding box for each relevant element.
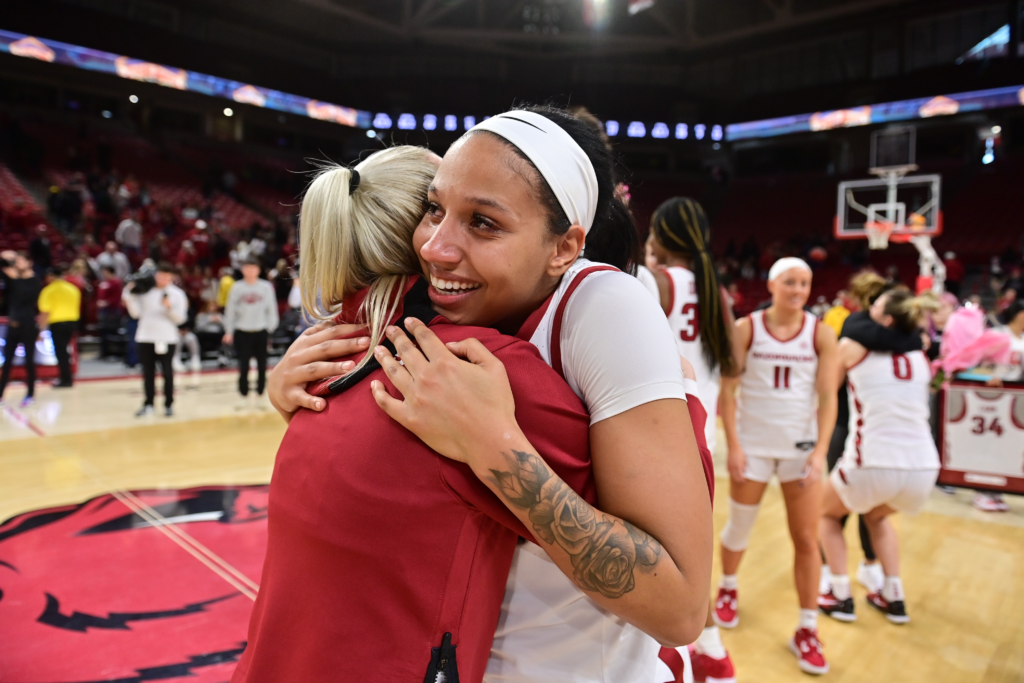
[883,289,940,333]
[849,270,888,310]
[299,146,436,373]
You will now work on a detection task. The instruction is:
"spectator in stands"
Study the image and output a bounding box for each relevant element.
[80,234,103,259]
[223,255,278,410]
[28,225,51,279]
[943,251,965,297]
[96,265,123,360]
[122,262,188,417]
[184,219,211,267]
[217,266,235,309]
[0,250,41,408]
[823,289,857,337]
[175,240,197,271]
[115,210,143,260]
[95,241,131,280]
[37,265,81,388]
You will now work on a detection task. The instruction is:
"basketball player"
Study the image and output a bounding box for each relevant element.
[266,106,714,683]
[646,197,738,683]
[818,289,940,625]
[716,257,838,675]
[233,145,601,683]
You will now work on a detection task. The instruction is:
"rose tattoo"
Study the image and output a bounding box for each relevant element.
[489,450,663,600]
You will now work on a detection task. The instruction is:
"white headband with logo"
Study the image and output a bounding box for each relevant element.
[768,257,812,282]
[470,111,599,233]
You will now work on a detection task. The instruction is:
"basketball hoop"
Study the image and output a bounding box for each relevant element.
[865,220,895,249]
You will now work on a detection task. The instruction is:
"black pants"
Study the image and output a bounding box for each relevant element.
[97,310,121,359]
[138,342,175,407]
[49,321,77,386]
[0,322,38,399]
[825,382,876,562]
[234,330,268,396]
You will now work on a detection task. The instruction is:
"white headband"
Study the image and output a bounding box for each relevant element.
[768,257,812,282]
[470,111,599,233]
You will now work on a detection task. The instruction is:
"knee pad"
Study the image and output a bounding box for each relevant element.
[719,500,761,552]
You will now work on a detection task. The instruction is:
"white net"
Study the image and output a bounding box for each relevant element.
[865,221,894,250]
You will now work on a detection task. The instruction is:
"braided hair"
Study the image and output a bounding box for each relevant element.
[651,197,735,376]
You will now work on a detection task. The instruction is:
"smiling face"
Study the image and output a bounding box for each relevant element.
[412,133,583,332]
[767,267,812,312]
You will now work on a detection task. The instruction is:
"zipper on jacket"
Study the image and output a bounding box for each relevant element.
[422,632,459,683]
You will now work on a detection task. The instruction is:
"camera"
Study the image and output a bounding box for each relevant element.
[125,266,157,295]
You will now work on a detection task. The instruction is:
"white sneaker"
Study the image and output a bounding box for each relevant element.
[973,493,1009,512]
[235,396,252,411]
[857,561,884,593]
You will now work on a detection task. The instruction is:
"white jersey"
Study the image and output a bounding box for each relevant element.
[844,351,938,470]
[995,327,1024,379]
[663,266,721,452]
[737,310,819,458]
[944,388,1024,481]
[488,258,687,683]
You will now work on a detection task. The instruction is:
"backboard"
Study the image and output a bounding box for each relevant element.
[835,173,942,242]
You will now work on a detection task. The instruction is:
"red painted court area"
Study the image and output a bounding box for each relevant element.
[0,486,268,683]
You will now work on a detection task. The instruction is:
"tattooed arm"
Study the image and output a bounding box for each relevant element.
[488,449,662,600]
[371,322,711,648]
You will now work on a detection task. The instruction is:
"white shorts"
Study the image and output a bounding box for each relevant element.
[831,463,939,515]
[744,453,809,484]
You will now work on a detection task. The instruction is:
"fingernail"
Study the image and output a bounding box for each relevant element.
[341,361,354,370]
[374,346,385,356]
[314,400,324,410]
[405,317,417,327]
[357,337,370,346]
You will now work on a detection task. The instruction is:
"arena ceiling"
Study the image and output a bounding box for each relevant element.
[1,0,1019,121]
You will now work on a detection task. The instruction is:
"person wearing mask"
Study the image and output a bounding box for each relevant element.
[122,262,188,417]
[0,251,42,407]
[37,266,82,388]
[223,255,279,410]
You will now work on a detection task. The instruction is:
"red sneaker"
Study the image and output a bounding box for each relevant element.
[689,644,737,683]
[789,627,829,675]
[713,587,739,628]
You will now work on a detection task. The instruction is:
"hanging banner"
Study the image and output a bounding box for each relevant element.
[0,29,371,129]
[727,85,1024,141]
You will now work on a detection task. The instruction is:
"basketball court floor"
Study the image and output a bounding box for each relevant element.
[1,373,1022,683]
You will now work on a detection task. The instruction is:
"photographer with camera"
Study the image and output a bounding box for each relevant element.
[122,261,188,417]
[0,250,42,408]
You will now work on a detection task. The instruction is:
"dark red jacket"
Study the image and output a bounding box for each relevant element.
[233,279,593,683]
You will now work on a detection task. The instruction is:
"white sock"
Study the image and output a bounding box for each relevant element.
[882,576,904,602]
[720,574,738,590]
[695,625,727,660]
[799,608,818,631]
[830,574,851,600]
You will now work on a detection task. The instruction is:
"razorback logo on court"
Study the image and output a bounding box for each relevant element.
[0,486,268,682]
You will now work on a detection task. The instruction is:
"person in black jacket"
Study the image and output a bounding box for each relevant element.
[0,250,42,407]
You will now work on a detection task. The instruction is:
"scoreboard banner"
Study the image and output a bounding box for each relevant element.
[939,380,1024,494]
[0,30,371,129]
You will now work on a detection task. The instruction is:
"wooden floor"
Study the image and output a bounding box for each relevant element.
[1,375,1022,683]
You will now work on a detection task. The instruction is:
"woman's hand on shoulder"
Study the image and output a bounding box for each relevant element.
[371,318,521,469]
[268,320,370,422]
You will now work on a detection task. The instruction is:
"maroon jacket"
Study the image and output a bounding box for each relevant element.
[233,278,593,683]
